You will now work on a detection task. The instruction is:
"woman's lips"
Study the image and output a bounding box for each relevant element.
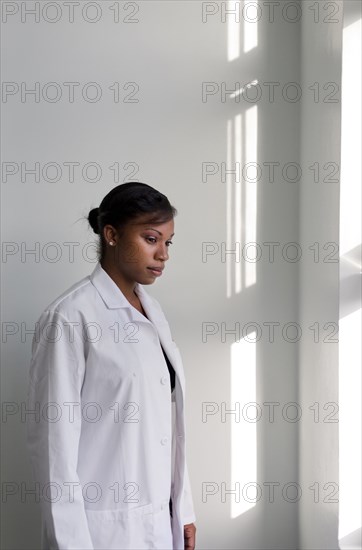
[147,267,163,276]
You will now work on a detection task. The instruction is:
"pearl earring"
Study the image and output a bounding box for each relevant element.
[109,241,115,246]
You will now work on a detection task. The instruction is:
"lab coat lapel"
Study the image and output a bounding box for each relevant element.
[135,284,185,394]
[90,261,185,393]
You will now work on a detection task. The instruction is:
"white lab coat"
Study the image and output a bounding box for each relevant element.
[26,261,196,550]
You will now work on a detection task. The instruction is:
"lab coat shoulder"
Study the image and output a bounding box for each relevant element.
[29,275,94,383]
[39,273,97,320]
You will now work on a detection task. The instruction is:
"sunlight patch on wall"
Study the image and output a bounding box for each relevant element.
[244,105,258,288]
[226,103,258,297]
[227,1,258,61]
[338,309,361,541]
[243,0,258,53]
[338,16,362,546]
[226,114,243,298]
[231,334,257,518]
[227,1,240,61]
[339,19,361,258]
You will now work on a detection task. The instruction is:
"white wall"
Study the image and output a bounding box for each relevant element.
[1,1,347,549]
[338,2,362,549]
[298,1,345,548]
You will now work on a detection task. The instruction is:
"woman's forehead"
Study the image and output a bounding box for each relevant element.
[129,214,174,228]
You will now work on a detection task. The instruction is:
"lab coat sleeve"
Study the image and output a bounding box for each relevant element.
[171,378,196,525]
[26,309,94,550]
[181,459,197,525]
[168,337,196,526]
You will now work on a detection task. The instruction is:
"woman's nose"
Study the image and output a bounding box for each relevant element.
[156,243,169,261]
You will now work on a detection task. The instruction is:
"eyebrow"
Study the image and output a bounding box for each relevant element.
[144,227,175,237]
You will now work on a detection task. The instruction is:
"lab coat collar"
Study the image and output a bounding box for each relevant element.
[89,261,136,309]
[89,261,160,326]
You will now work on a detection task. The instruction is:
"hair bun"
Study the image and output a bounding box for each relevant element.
[88,207,100,234]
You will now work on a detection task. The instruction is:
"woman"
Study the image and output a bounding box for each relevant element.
[27,182,197,550]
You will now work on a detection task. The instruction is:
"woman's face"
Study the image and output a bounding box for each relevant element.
[108,215,175,285]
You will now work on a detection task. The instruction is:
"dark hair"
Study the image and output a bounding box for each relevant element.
[87,182,177,261]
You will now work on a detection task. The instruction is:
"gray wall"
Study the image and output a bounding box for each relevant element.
[1,1,350,549]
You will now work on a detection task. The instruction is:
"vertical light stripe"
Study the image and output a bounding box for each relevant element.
[234,113,242,294]
[228,1,240,61]
[245,105,258,287]
[338,17,362,543]
[231,335,257,517]
[226,118,233,298]
[244,0,259,53]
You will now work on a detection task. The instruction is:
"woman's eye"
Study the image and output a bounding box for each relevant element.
[145,237,173,246]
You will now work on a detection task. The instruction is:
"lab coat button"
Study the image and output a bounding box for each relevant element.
[160,376,168,385]
[161,436,168,445]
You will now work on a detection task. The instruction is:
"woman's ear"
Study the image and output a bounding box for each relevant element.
[103,224,118,245]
